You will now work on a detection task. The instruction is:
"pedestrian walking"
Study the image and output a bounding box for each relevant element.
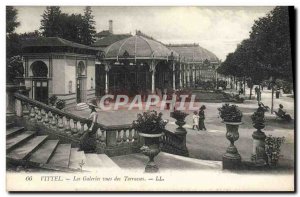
[199,105,207,131]
[192,111,199,131]
[255,86,259,95]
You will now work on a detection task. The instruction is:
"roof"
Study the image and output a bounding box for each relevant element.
[95,30,112,38]
[21,37,99,51]
[92,34,132,47]
[167,44,219,62]
[104,35,179,60]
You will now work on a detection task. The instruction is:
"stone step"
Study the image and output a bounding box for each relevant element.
[6,127,25,138]
[76,103,89,111]
[69,148,87,170]
[29,140,59,164]
[6,131,35,152]
[7,135,48,160]
[85,153,103,168]
[47,144,71,168]
[111,152,222,171]
[6,122,14,129]
[97,154,120,169]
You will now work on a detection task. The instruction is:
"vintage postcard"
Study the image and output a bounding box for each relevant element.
[6,6,295,192]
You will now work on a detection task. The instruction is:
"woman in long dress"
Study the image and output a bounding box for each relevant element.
[80,102,98,153]
[198,105,207,131]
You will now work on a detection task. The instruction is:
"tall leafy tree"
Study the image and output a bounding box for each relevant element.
[81,6,96,45]
[250,6,292,82]
[6,6,20,35]
[218,6,293,85]
[60,13,83,43]
[40,6,63,37]
[6,6,24,84]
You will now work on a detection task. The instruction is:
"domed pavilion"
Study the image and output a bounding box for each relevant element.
[96,33,180,96]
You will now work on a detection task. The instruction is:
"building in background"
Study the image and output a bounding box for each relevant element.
[167,44,221,87]
[20,20,222,105]
[21,37,98,106]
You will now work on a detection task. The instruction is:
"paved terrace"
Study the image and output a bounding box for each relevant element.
[66,88,294,171]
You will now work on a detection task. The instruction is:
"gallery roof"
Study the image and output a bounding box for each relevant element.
[104,35,179,60]
[22,37,99,51]
[167,44,219,63]
[92,34,132,48]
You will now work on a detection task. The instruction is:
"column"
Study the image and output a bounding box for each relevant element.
[192,64,196,87]
[179,63,183,88]
[183,64,186,87]
[150,61,156,94]
[172,61,176,90]
[186,65,190,87]
[104,64,111,94]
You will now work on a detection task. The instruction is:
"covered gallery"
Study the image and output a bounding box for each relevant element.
[20,28,221,105]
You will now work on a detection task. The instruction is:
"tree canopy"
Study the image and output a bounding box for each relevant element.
[6,6,20,35]
[217,7,293,84]
[40,6,96,45]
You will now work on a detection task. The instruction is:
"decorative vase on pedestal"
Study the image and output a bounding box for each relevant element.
[139,132,163,173]
[251,122,267,166]
[170,111,188,133]
[223,121,242,170]
[175,119,186,132]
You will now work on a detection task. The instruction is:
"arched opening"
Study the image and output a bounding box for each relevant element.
[76,61,87,103]
[77,61,85,76]
[31,61,48,77]
[30,61,48,104]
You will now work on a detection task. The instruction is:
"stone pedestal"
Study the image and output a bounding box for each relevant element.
[222,122,242,170]
[251,126,267,166]
[6,84,24,115]
[139,133,162,173]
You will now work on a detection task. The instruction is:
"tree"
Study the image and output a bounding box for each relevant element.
[39,6,96,45]
[250,7,292,82]
[218,6,293,100]
[60,13,83,43]
[40,6,63,37]
[7,55,24,84]
[6,6,20,35]
[81,6,96,45]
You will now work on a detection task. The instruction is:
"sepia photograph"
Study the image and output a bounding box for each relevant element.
[5,5,295,192]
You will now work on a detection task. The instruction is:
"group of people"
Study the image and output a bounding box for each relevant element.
[192,105,207,131]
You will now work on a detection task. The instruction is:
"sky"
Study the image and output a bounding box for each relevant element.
[15,6,274,60]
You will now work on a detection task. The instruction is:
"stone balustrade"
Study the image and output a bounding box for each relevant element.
[160,129,189,156]
[13,92,189,157]
[14,92,92,140]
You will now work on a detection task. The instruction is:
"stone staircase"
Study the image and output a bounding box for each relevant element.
[6,123,120,172]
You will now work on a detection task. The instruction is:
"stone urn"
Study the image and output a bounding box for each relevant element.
[251,121,267,166]
[222,121,243,169]
[170,110,188,132]
[139,132,163,173]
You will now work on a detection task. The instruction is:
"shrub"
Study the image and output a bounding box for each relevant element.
[265,135,285,166]
[170,110,189,121]
[218,104,243,122]
[251,111,265,124]
[49,95,58,106]
[56,99,66,110]
[132,110,168,134]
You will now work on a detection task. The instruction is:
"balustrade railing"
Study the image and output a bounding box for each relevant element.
[160,129,189,156]
[13,92,188,157]
[14,93,92,139]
